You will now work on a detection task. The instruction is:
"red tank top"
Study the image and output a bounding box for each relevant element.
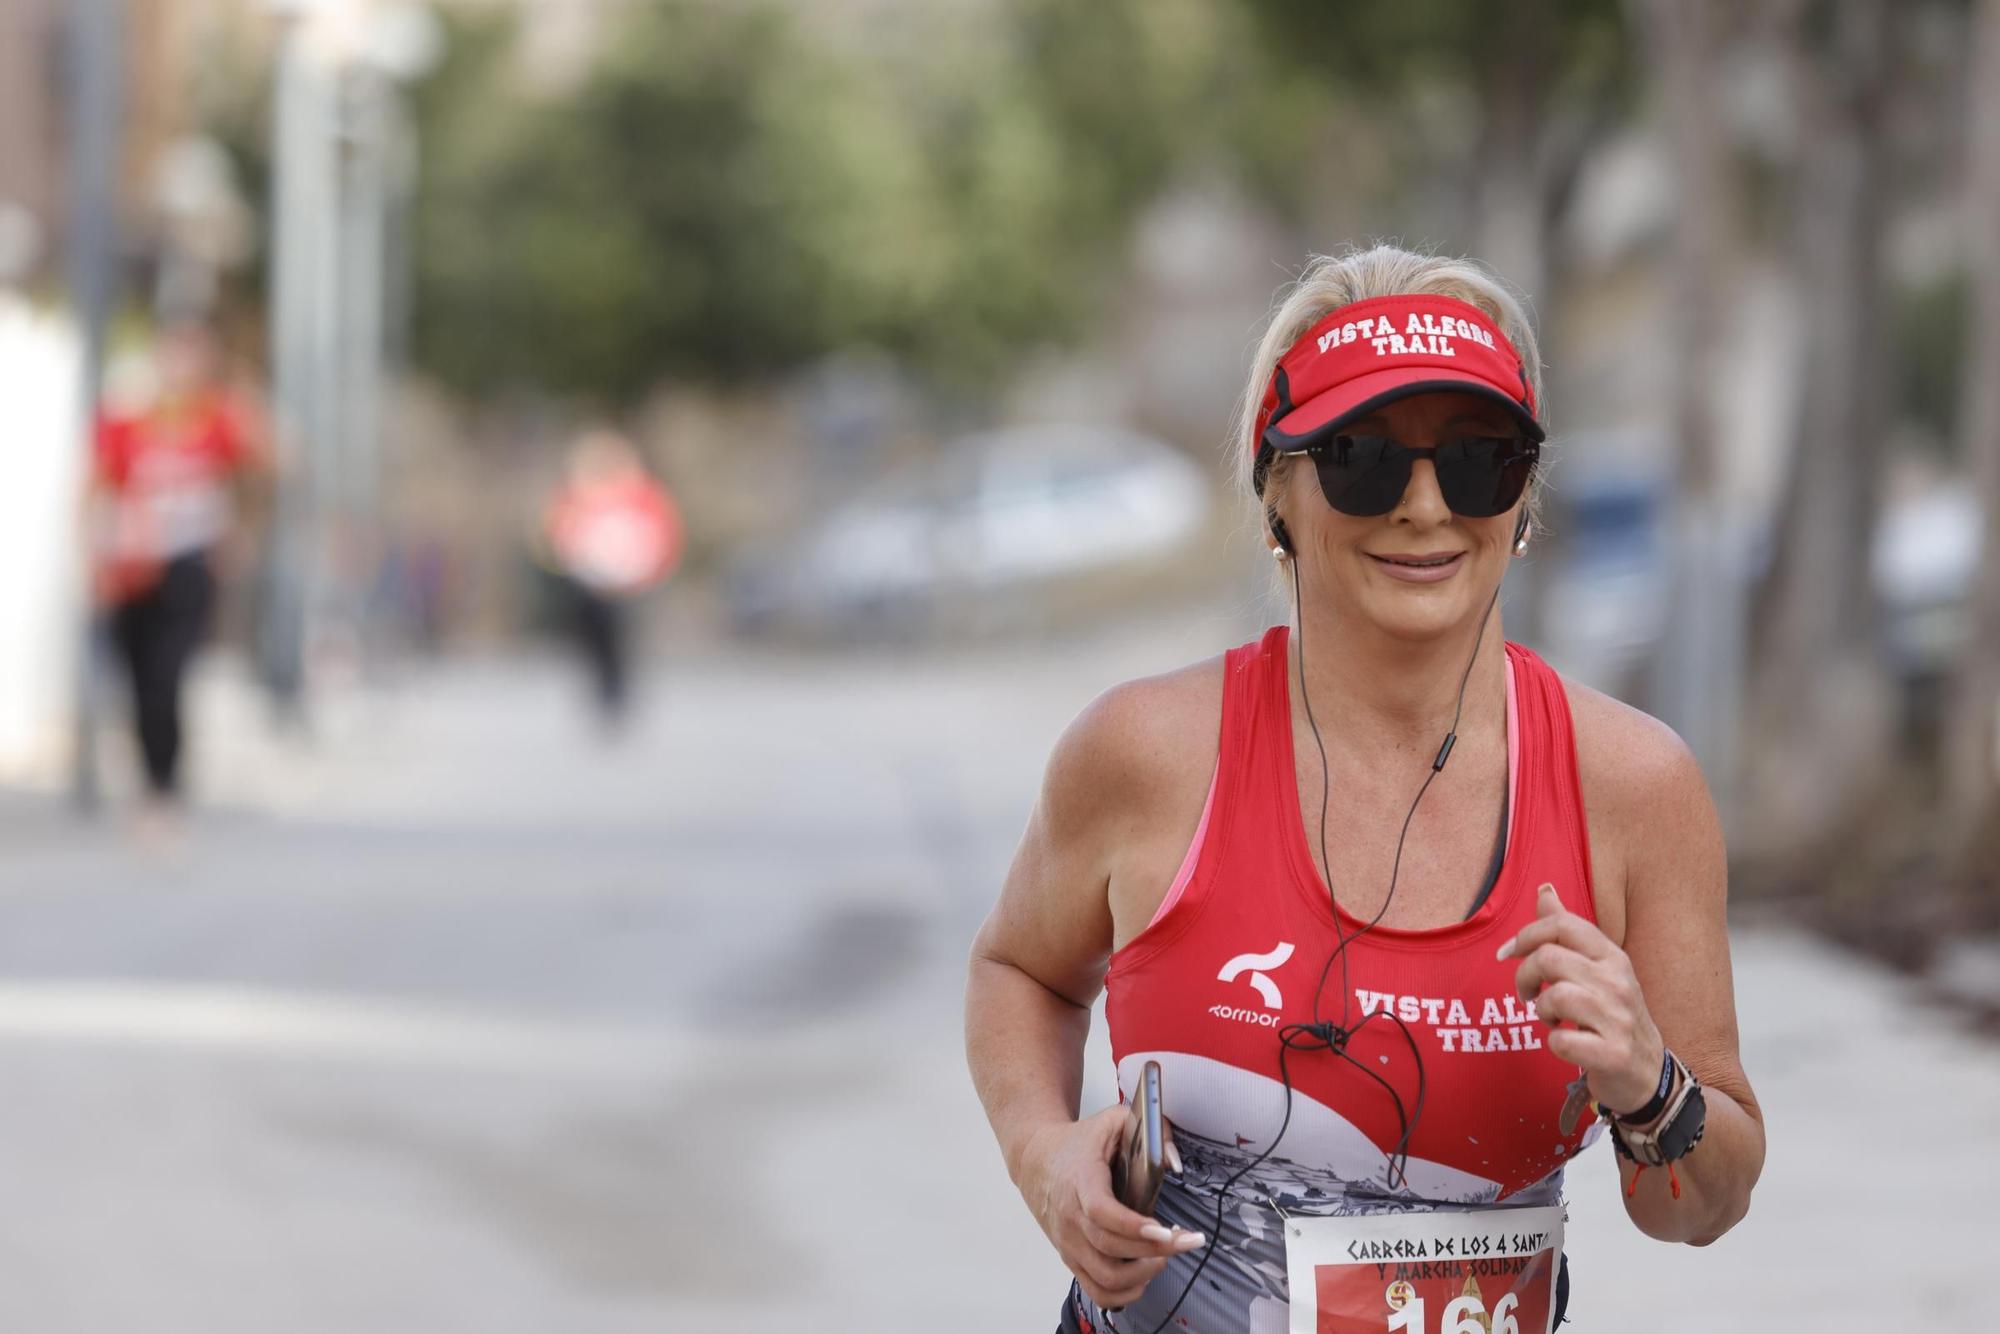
[1105,625,1605,1210]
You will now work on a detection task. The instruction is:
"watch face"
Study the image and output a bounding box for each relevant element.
[1658,1083,1707,1160]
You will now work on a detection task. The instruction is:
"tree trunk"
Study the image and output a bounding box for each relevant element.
[1472,0,1553,319]
[1471,0,1564,650]
[1946,0,2000,890]
[1641,0,1746,826]
[1743,0,1898,874]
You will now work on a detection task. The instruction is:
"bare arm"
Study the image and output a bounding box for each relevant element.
[963,957,1095,1185]
[1610,726,1766,1244]
[964,718,1114,1181]
[965,685,1205,1307]
[1515,700,1766,1246]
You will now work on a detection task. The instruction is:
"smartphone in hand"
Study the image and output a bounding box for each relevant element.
[1109,1060,1166,1215]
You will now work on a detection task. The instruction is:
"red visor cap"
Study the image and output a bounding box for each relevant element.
[1253,294,1544,493]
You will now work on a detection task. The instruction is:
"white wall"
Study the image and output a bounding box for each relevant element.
[0,296,85,785]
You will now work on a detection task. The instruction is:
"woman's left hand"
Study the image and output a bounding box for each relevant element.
[1497,882,1666,1116]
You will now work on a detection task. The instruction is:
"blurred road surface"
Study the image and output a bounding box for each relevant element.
[0,615,1993,1332]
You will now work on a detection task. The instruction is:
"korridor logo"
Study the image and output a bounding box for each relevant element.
[1216,941,1295,1010]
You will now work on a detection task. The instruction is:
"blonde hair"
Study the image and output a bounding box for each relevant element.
[1230,243,1547,530]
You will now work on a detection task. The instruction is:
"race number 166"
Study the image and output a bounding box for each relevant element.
[1385,1292,1520,1334]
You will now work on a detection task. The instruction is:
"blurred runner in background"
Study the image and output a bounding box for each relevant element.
[89,321,268,827]
[538,429,682,726]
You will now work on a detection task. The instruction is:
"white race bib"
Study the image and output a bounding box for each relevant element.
[1283,1203,1563,1334]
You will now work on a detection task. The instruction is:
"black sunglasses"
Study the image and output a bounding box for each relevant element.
[1302,433,1539,519]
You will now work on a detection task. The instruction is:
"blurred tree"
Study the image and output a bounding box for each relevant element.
[398,0,1652,414]
[1641,0,1745,818]
[410,4,845,402]
[402,0,1262,408]
[1893,276,1969,450]
[1236,0,1634,311]
[1745,0,1899,878]
[1639,0,1731,506]
[234,1,1654,423]
[1947,0,2000,887]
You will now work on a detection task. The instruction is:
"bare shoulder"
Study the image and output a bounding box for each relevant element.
[1558,677,1720,944]
[1560,677,1704,804]
[1556,677,1756,1178]
[1047,653,1225,815]
[971,651,1225,1005]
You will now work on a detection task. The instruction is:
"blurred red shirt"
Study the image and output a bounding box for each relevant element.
[93,390,256,604]
[544,472,683,597]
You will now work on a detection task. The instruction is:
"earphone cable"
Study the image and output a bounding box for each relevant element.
[1127,542,1505,1334]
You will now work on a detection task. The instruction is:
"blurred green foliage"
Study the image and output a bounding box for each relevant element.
[1892,272,1968,451]
[144,0,1657,416]
[408,0,1292,407]
[1242,0,1630,109]
[398,0,1645,409]
[1236,0,1633,214]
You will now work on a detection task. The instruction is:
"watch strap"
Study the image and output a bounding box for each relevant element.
[1609,1057,1705,1167]
[1603,1047,1675,1125]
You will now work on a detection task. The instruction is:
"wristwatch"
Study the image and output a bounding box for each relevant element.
[1604,1049,1706,1166]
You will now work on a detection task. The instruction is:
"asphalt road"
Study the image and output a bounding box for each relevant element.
[0,618,1994,1332]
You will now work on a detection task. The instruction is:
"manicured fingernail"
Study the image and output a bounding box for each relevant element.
[1539,882,1557,897]
[1166,1141,1183,1174]
[1140,1224,1174,1244]
[1173,1231,1207,1250]
[1495,937,1515,960]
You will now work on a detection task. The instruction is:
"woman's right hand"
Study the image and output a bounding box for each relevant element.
[1018,1105,1207,1310]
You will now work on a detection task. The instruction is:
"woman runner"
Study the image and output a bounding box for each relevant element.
[966,244,1764,1332]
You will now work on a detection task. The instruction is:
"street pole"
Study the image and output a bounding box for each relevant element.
[264,0,436,701]
[264,7,338,719]
[67,0,123,815]
[335,65,388,658]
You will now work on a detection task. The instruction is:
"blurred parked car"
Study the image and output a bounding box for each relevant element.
[727,424,1212,640]
[1537,463,1981,739]
[1873,482,1983,749]
[1536,470,1674,693]
[1873,483,1983,680]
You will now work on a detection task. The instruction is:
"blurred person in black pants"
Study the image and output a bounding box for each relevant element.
[90,322,266,831]
[538,429,682,727]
